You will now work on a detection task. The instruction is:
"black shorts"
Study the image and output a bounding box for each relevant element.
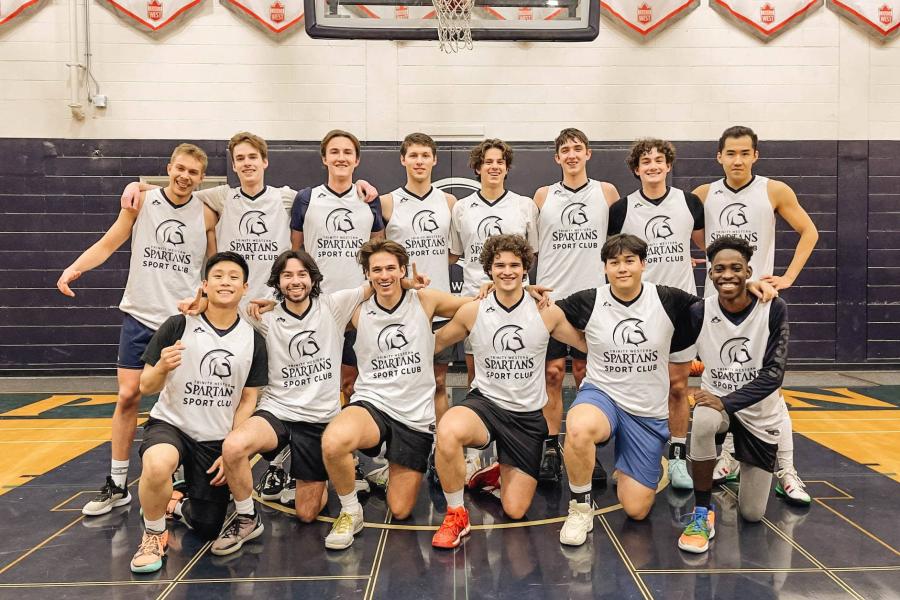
[715,416,778,473]
[139,418,230,504]
[433,320,454,365]
[342,329,357,367]
[352,401,432,473]
[254,410,328,482]
[460,389,549,479]
[546,337,587,362]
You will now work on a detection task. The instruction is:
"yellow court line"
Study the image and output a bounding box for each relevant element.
[636,568,822,574]
[0,515,85,575]
[363,511,392,600]
[0,580,171,588]
[155,514,227,600]
[814,499,900,557]
[180,575,371,584]
[598,515,653,600]
[806,480,854,500]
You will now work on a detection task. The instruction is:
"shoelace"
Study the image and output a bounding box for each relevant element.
[140,532,164,555]
[681,512,709,537]
[332,512,355,534]
[441,511,465,535]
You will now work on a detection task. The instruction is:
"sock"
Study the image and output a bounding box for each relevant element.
[444,488,464,509]
[569,481,592,506]
[694,490,712,509]
[777,411,794,471]
[465,447,480,459]
[721,433,735,455]
[111,459,129,488]
[338,490,361,515]
[234,496,255,516]
[669,439,687,460]
[144,516,166,534]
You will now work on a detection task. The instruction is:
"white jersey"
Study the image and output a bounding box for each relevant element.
[704,176,775,296]
[582,284,673,419]
[215,186,291,305]
[301,184,375,294]
[537,180,609,300]
[469,292,549,413]
[449,191,539,297]
[256,288,363,424]
[351,290,436,433]
[696,296,783,444]
[621,187,696,294]
[150,315,256,442]
[119,188,207,329]
[385,186,452,300]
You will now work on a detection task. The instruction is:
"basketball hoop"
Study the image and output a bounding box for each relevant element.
[433,0,475,52]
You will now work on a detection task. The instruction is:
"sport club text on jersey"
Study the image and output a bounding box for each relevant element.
[386,186,452,294]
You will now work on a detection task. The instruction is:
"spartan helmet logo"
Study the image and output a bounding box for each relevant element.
[720,337,752,366]
[492,325,525,353]
[477,216,503,239]
[239,211,268,237]
[720,203,749,228]
[377,324,409,353]
[561,203,589,227]
[612,318,648,347]
[412,210,439,234]
[155,219,186,246]
[289,330,321,360]
[325,208,355,234]
[200,349,234,379]
[644,215,674,240]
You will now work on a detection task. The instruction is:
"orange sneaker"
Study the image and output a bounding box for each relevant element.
[677,506,716,554]
[130,529,169,573]
[432,506,471,549]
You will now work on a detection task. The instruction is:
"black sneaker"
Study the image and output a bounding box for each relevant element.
[82,476,132,516]
[427,450,441,486]
[538,445,562,484]
[256,465,287,501]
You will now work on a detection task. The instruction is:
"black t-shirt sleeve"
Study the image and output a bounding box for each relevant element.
[685,192,705,231]
[556,289,598,331]
[368,196,386,232]
[141,315,187,366]
[657,285,703,353]
[244,330,269,388]
[607,198,628,236]
[671,300,705,352]
[722,298,790,414]
[289,187,313,232]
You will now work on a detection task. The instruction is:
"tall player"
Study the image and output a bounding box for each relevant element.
[695,126,818,505]
[533,127,619,484]
[57,144,218,517]
[608,139,705,490]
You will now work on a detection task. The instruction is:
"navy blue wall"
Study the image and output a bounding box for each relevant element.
[0,138,892,373]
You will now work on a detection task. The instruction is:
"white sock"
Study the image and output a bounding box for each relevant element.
[144,516,166,533]
[234,496,255,516]
[444,488,464,509]
[338,491,361,515]
[465,447,480,459]
[777,408,795,471]
[670,436,687,446]
[111,459,129,488]
[721,433,735,455]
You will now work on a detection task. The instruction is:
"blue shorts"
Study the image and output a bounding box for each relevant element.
[571,383,669,490]
[117,313,155,369]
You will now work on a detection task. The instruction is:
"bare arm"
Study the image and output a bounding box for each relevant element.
[139,340,183,395]
[380,193,394,223]
[291,230,304,251]
[600,181,620,206]
[232,387,259,431]
[767,180,819,290]
[544,304,587,353]
[434,301,477,354]
[692,183,710,203]
[203,204,218,258]
[420,288,476,320]
[120,181,157,210]
[57,207,139,296]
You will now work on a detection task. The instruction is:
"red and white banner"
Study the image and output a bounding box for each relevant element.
[0,0,48,27]
[221,0,303,34]
[100,0,204,31]
[711,0,823,40]
[827,0,900,39]
[600,0,700,39]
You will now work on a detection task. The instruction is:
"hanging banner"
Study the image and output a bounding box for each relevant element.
[710,0,823,40]
[99,0,204,31]
[827,0,900,39]
[600,0,700,39]
[221,0,303,34]
[0,0,48,27]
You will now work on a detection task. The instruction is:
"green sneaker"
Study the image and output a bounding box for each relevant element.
[677,506,715,554]
[775,468,811,506]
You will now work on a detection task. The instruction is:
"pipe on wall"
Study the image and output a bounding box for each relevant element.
[67,0,84,120]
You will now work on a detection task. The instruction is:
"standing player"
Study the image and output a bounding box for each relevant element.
[678,236,789,554]
[608,139,705,490]
[320,240,473,550]
[430,234,587,549]
[129,252,267,573]
[696,126,818,505]
[533,127,619,484]
[57,144,218,517]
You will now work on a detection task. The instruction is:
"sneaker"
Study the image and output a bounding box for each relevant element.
[559,500,594,546]
[464,453,483,482]
[165,487,186,522]
[325,507,364,550]
[678,506,716,554]
[668,458,694,490]
[257,465,287,501]
[211,512,264,556]
[775,468,811,506]
[365,464,389,490]
[431,506,471,549]
[354,463,371,495]
[279,477,296,507]
[83,476,132,516]
[130,529,169,573]
[713,451,740,485]
[466,461,501,492]
[427,450,441,486]
[538,445,562,484]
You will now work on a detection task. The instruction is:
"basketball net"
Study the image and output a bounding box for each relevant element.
[433,0,475,52]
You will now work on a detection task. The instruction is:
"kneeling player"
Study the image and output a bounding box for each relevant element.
[431,234,586,549]
[130,252,267,573]
[678,236,788,554]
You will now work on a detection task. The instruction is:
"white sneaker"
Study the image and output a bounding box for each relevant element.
[713,451,740,484]
[82,476,132,516]
[365,464,389,490]
[464,454,483,482]
[775,467,811,506]
[325,506,364,550]
[279,477,296,506]
[559,500,594,546]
